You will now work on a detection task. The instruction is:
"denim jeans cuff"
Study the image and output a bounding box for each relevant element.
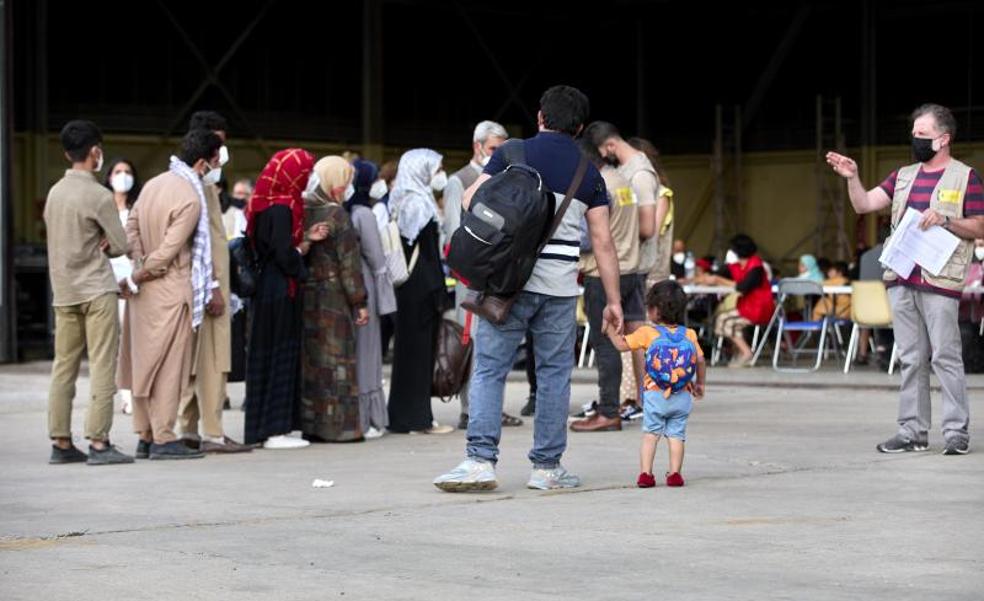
[532,461,558,470]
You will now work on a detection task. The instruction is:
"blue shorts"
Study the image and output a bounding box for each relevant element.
[641,390,693,440]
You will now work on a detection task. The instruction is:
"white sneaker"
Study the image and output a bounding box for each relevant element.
[364,427,384,440]
[433,458,498,492]
[263,435,311,450]
[527,464,581,490]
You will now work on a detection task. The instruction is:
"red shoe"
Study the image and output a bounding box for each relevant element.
[637,472,656,488]
[666,472,685,487]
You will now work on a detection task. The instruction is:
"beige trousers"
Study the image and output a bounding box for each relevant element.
[48,293,119,441]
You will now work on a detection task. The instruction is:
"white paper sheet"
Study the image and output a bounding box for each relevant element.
[879,207,961,277]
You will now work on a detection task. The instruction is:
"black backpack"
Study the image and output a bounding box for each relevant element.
[447,140,583,297]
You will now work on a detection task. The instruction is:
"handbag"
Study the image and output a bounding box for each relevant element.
[461,155,589,324]
[432,311,474,401]
[228,237,259,298]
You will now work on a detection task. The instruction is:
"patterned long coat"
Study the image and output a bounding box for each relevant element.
[299,202,368,441]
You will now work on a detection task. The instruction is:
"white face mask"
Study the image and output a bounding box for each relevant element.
[673,252,686,264]
[976,247,984,261]
[111,172,134,193]
[480,154,491,167]
[202,165,222,185]
[93,148,104,173]
[725,249,739,264]
[369,179,388,200]
[302,172,322,201]
[344,183,356,201]
[218,145,230,166]
[430,170,448,192]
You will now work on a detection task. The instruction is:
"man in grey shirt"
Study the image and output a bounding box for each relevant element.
[443,120,522,430]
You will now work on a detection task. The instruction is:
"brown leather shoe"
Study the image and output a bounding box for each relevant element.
[570,414,622,432]
[201,437,253,453]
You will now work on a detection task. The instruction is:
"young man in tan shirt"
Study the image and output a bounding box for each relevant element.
[44,120,134,465]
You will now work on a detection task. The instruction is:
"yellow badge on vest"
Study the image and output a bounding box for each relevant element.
[938,189,962,204]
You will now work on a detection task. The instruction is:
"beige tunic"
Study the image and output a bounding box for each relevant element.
[117,172,201,397]
[190,184,231,375]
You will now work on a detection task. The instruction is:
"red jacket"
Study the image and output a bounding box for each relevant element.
[729,255,774,325]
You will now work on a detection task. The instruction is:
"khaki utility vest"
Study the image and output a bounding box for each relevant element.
[885,158,974,291]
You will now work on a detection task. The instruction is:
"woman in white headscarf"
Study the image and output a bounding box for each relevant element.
[387,149,454,434]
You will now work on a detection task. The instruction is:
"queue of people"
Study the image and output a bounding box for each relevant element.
[42,95,983,490]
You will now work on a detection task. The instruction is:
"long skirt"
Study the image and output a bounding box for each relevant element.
[244,272,302,445]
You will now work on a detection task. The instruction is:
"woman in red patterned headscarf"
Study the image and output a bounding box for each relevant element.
[244,149,329,449]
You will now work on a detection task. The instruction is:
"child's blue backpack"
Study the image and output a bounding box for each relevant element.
[645,325,698,397]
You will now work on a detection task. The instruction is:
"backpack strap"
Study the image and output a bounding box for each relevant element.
[538,155,589,254]
[500,139,526,167]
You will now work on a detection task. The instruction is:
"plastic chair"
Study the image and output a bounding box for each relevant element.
[843,281,893,374]
[576,295,595,368]
[771,279,839,372]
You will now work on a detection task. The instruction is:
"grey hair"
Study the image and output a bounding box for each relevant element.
[473,120,509,144]
[911,103,957,139]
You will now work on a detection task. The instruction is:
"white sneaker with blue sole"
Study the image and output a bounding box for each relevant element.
[527,464,581,490]
[434,458,498,492]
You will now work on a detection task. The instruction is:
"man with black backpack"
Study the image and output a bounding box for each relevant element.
[434,85,623,492]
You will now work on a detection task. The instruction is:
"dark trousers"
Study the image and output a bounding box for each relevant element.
[584,277,622,418]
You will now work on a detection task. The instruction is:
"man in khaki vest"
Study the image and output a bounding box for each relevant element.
[177,111,251,453]
[827,103,984,455]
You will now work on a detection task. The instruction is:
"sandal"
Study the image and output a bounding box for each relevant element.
[501,413,524,427]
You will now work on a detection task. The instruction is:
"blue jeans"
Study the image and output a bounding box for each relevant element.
[466,292,577,468]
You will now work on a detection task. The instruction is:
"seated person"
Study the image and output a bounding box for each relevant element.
[812,261,852,321]
[696,234,774,367]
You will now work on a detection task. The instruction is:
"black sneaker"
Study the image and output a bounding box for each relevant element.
[572,401,597,419]
[87,444,135,465]
[520,396,536,417]
[942,439,970,455]
[135,439,152,459]
[49,444,88,464]
[150,440,205,460]
[620,403,644,421]
[876,434,929,453]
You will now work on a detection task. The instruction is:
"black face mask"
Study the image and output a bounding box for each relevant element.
[912,136,939,163]
[602,153,620,167]
[231,196,247,210]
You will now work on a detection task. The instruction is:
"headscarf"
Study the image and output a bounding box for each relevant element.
[798,254,824,283]
[389,148,442,244]
[346,158,379,212]
[304,156,353,208]
[246,148,315,246]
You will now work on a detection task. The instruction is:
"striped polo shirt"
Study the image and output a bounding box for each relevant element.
[879,165,984,298]
[484,131,609,297]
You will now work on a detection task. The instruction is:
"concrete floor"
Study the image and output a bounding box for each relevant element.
[1,362,982,600]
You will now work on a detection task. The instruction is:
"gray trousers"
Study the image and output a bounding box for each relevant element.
[889,286,969,443]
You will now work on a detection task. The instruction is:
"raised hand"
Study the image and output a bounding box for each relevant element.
[825,152,858,179]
